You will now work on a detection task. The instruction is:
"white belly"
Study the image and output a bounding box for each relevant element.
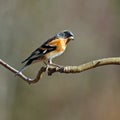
[48,51,64,60]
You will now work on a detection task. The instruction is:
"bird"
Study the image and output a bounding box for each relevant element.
[17,30,74,74]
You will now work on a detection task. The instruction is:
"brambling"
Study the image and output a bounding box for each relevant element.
[17,30,74,74]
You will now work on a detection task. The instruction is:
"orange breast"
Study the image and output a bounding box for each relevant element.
[45,38,67,59]
[49,38,67,52]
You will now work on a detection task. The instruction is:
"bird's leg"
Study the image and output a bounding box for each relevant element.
[43,61,50,72]
[43,59,63,73]
[48,59,63,68]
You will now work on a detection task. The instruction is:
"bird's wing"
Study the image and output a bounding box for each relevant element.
[22,37,57,64]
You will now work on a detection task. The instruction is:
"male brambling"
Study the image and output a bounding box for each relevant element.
[17,30,74,74]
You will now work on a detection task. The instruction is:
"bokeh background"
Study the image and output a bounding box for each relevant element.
[0,0,120,120]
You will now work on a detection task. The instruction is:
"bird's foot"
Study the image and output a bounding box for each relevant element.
[49,63,63,68]
[44,62,63,74]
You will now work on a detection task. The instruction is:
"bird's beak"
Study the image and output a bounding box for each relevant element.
[69,36,74,40]
[66,36,74,44]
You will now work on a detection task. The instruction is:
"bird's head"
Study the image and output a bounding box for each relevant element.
[56,30,74,44]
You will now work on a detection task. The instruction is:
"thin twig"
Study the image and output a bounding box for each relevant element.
[1,57,120,84]
[0,59,46,84]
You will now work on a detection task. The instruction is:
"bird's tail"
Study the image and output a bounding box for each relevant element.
[16,64,28,75]
[16,59,33,76]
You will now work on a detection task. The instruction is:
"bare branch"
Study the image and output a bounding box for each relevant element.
[48,57,120,75]
[0,59,46,84]
[1,57,120,84]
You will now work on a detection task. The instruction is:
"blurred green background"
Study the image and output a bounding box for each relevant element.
[0,0,120,120]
